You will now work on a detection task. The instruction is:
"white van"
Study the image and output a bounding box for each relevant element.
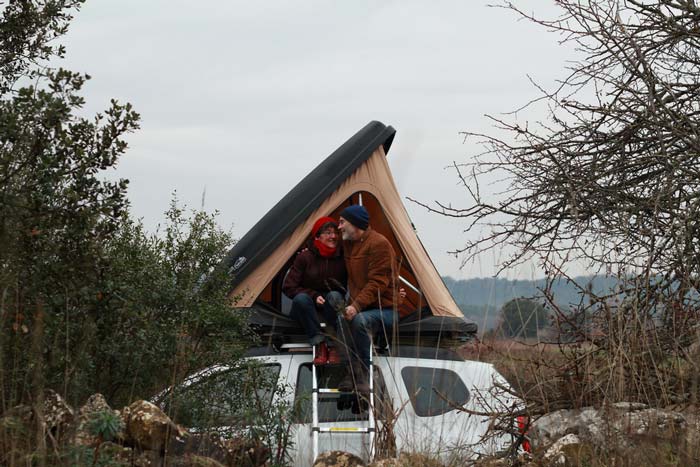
[158,344,523,467]
[192,121,526,464]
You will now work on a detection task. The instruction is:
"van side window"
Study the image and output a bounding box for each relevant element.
[165,363,281,428]
[400,366,469,417]
[294,364,390,423]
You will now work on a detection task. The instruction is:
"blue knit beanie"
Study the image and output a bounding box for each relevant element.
[340,205,369,230]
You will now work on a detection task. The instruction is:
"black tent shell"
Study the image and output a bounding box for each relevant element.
[222,121,395,290]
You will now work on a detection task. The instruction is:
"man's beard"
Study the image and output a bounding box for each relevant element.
[341,231,351,241]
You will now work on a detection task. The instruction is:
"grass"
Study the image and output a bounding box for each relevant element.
[459,335,700,467]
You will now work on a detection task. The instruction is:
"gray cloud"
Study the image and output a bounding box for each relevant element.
[60,1,573,279]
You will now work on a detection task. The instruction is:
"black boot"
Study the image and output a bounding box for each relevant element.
[338,363,370,394]
[354,365,370,395]
[338,366,354,392]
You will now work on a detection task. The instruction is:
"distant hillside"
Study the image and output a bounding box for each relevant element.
[443,275,619,331]
[443,275,619,308]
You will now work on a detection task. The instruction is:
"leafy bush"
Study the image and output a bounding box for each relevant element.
[86,410,123,442]
[88,201,249,407]
[0,0,251,449]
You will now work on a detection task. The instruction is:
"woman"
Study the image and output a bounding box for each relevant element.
[282,216,347,365]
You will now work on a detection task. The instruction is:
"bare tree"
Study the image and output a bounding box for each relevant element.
[416,1,700,406]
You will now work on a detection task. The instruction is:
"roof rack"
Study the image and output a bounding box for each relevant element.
[280,343,312,350]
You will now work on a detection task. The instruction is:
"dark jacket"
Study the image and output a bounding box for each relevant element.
[282,242,347,301]
[343,227,397,312]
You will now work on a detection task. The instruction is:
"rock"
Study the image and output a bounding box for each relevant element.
[81,393,112,415]
[370,452,447,467]
[171,454,227,467]
[530,407,601,446]
[543,433,581,465]
[313,450,366,467]
[531,404,689,451]
[470,458,513,467]
[469,452,535,467]
[43,389,74,440]
[167,431,268,466]
[73,393,123,447]
[369,459,401,467]
[619,407,686,439]
[220,436,270,467]
[169,431,227,461]
[99,441,133,466]
[122,400,188,452]
[132,449,161,467]
[611,402,647,411]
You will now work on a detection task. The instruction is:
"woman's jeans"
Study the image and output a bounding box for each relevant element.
[289,291,344,345]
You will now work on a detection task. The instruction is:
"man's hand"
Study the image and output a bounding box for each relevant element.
[344,305,358,321]
[315,295,326,306]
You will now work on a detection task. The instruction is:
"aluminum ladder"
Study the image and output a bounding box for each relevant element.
[311,342,375,462]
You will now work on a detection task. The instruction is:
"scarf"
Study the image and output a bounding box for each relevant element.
[313,238,337,258]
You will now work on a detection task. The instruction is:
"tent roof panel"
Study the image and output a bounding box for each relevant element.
[222,121,395,291]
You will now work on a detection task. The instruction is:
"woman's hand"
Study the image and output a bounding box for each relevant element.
[315,295,326,306]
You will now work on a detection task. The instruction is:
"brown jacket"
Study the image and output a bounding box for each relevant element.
[343,227,397,312]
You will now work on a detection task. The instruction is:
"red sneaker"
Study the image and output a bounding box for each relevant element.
[313,342,329,366]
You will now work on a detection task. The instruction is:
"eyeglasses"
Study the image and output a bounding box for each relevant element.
[319,230,337,236]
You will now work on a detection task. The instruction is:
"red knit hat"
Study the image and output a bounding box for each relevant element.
[311,216,337,237]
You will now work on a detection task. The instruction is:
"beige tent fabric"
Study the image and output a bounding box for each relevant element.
[230,146,463,318]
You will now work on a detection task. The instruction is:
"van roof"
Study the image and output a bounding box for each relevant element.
[244,345,464,362]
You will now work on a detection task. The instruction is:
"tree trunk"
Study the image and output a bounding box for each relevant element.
[31,300,46,467]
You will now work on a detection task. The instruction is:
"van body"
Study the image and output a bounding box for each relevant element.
[160,345,520,467]
[203,121,513,463]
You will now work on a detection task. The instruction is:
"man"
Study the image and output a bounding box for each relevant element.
[337,204,398,392]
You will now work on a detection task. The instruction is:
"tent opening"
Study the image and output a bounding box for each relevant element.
[254,190,423,318]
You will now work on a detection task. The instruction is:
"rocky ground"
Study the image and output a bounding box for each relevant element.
[312,403,700,467]
[0,390,268,466]
[2,391,698,466]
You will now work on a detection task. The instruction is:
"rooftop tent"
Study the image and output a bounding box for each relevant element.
[222,121,476,342]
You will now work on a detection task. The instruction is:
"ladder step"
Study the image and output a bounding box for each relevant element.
[314,388,369,395]
[317,427,373,433]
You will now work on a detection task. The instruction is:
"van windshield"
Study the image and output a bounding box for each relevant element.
[164,363,281,428]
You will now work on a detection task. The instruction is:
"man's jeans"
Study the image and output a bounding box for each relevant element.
[289,291,344,345]
[338,308,396,370]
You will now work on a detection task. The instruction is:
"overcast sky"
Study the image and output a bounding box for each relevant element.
[59,1,574,280]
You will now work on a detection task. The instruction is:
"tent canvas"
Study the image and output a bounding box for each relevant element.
[222,121,476,341]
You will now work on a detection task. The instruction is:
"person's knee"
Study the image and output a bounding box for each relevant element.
[290,294,314,318]
[292,293,314,306]
[351,313,371,333]
[325,290,344,305]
